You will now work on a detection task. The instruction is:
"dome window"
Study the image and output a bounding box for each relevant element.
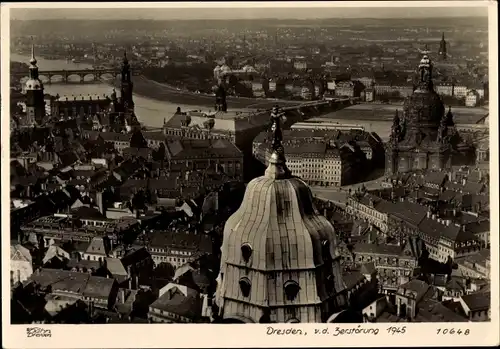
[241,243,253,262]
[239,277,251,297]
[326,274,335,292]
[322,239,331,261]
[284,280,300,301]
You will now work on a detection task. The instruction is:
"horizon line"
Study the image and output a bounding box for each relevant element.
[10,15,488,21]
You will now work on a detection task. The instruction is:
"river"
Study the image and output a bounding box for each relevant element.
[11,53,487,137]
[11,53,211,128]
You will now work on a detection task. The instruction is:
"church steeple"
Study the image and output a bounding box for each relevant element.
[439,32,447,60]
[24,38,45,126]
[120,50,134,112]
[28,39,39,81]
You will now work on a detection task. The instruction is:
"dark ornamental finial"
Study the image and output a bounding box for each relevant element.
[270,106,284,155]
[417,45,433,90]
[265,106,291,179]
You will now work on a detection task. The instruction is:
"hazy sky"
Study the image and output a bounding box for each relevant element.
[10,5,489,21]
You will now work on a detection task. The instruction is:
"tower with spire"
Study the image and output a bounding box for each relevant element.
[214,106,345,323]
[120,51,134,112]
[24,39,46,127]
[438,32,447,60]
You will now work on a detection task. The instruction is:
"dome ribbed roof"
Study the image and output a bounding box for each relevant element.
[220,105,340,272]
[221,173,339,272]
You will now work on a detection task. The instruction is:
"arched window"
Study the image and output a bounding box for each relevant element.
[325,274,335,292]
[239,277,251,297]
[321,239,331,261]
[284,280,300,301]
[241,243,252,262]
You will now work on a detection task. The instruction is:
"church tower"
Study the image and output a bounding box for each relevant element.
[120,51,134,112]
[24,41,45,126]
[438,32,447,60]
[215,106,345,323]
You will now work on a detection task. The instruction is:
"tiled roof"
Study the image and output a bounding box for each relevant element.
[29,268,115,299]
[67,258,101,270]
[121,247,152,268]
[342,271,365,290]
[150,283,202,319]
[398,279,430,301]
[463,181,484,194]
[85,237,108,256]
[166,139,242,160]
[461,291,490,311]
[360,262,376,275]
[387,201,428,227]
[43,245,70,264]
[148,230,213,254]
[82,276,116,299]
[354,243,404,256]
[423,172,447,185]
[71,206,107,221]
[415,299,468,322]
[100,132,131,143]
[10,244,32,262]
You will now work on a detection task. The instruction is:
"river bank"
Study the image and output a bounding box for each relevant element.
[108,75,301,110]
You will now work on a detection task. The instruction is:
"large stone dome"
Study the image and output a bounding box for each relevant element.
[401,50,445,141]
[404,88,445,129]
[215,107,345,323]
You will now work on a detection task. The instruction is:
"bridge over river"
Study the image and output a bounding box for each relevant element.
[12,68,141,84]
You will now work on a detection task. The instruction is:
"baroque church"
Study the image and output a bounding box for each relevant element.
[385,47,461,175]
[214,107,346,323]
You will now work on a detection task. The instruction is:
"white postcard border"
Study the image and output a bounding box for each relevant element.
[1,2,498,348]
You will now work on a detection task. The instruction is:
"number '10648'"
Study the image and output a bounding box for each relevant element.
[436,329,470,335]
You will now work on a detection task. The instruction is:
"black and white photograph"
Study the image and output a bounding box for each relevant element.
[1,1,498,348]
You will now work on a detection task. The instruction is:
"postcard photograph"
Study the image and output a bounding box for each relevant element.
[1,1,498,348]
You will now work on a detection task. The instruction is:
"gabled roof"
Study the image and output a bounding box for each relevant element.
[121,247,152,268]
[360,261,376,275]
[10,244,32,262]
[398,279,430,302]
[150,283,202,319]
[85,237,108,256]
[461,291,490,311]
[105,257,129,282]
[43,245,70,265]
